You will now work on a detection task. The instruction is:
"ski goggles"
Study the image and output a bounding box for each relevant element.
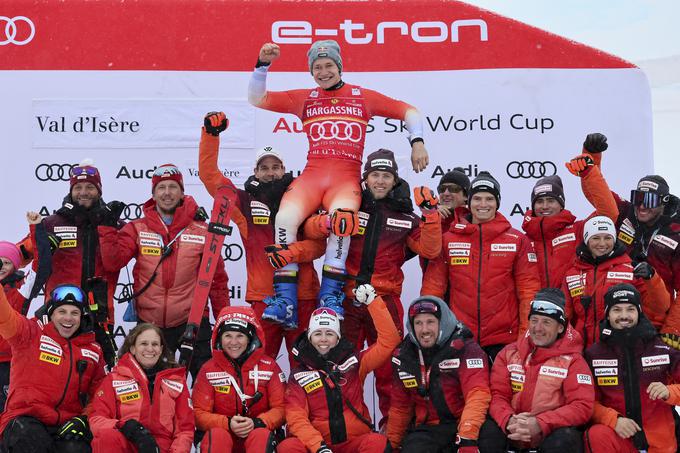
[437,184,464,194]
[153,165,181,177]
[70,166,99,177]
[50,285,86,305]
[630,189,665,209]
[529,300,565,318]
[408,300,440,318]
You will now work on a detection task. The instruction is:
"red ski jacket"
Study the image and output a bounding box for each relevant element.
[193,306,286,432]
[490,325,594,441]
[90,353,194,453]
[99,195,228,328]
[421,212,541,346]
[0,289,107,435]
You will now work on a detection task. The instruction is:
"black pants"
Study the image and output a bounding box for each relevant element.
[478,417,583,453]
[1,416,91,453]
[0,362,10,413]
[482,344,506,365]
[142,316,212,382]
[401,422,457,453]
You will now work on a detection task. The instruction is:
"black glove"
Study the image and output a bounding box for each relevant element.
[316,443,333,453]
[119,419,160,453]
[252,417,267,429]
[57,415,92,442]
[91,201,126,227]
[634,261,655,280]
[204,111,229,136]
[46,232,62,254]
[583,133,608,153]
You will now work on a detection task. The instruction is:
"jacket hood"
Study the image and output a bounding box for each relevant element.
[522,209,577,240]
[518,323,584,362]
[244,172,294,216]
[57,195,107,225]
[405,296,464,348]
[599,312,658,346]
[211,306,265,364]
[142,194,199,232]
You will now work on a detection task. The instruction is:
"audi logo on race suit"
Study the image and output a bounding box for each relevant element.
[114,282,135,303]
[222,243,244,262]
[0,16,35,46]
[120,203,144,221]
[309,121,363,143]
[506,161,557,179]
[35,163,76,182]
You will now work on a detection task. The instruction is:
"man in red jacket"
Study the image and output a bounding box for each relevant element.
[422,171,540,360]
[482,288,594,452]
[0,284,107,453]
[99,164,228,379]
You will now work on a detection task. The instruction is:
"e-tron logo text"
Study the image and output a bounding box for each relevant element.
[506,161,557,179]
[1,16,35,46]
[309,121,362,143]
[121,203,144,221]
[272,19,488,45]
[222,243,244,262]
[35,163,75,182]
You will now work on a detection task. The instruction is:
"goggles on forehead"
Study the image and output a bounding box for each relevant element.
[408,300,439,318]
[530,300,564,317]
[50,285,85,304]
[630,190,665,209]
[70,166,99,177]
[437,184,464,194]
[153,165,181,177]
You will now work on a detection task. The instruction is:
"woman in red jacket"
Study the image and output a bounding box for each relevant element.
[562,216,669,348]
[193,306,285,453]
[90,324,194,453]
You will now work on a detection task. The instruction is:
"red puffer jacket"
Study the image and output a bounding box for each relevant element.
[490,324,594,440]
[562,242,669,348]
[422,212,541,346]
[99,195,228,327]
[0,290,107,435]
[90,353,194,453]
[192,306,286,431]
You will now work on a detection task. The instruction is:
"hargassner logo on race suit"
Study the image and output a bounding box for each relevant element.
[272,19,489,45]
[0,16,35,46]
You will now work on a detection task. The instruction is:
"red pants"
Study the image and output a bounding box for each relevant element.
[92,428,168,453]
[279,432,388,453]
[584,424,639,453]
[343,294,404,423]
[252,299,314,365]
[276,159,362,244]
[199,427,273,453]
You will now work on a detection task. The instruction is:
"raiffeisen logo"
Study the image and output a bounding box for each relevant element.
[272,19,488,44]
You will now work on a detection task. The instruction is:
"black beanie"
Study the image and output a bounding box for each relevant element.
[363,149,398,179]
[636,175,670,197]
[469,171,501,207]
[529,288,567,326]
[531,175,565,209]
[439,168,470,195]
[604,283,642,318]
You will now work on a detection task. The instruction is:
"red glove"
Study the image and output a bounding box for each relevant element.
[264,244,294,269]
[204,111,229,136]
[565,154,594,177]
[330,208,359,237]
[413,186,438,211]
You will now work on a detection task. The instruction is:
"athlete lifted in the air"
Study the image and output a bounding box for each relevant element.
[248,40,428,324]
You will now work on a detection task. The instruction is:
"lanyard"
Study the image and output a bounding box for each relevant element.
[417,348,430,391]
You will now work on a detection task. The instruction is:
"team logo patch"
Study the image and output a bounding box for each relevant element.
[180,234,205,245]
[654,234,678,250]
[56,232,77,240]
[279,372,286,382]
[594,367,617,376]
[552,233,576,247]
[466,358,484,369]
[39,341,62,357]
[539,366,568,378]
[439,359,460,369]
[591,359,617,367]
[162,379,184,393]
[491,243,516,252]
[577,374,592,385]
[206,371,229,380]
[448,242,471,249]
[119,392,141,403]
[304,379,323,393]
[527,253,537,262]
[81,348,100,363]
[607,271,633,281]
[386,218,412,229]
[295,371,321,386]
[451,257,469,265]
[141,246,161,256]
[398,371,416,379]
[352,88,361,96]
[253,217,269,224]
[391,357,401,365]
[510,372,525,383]
[39,351,61,365]
[641,354,670,367]
[402,378,418,388]
[215,385,231,394]
[249,370,273,381]
[59,240,77,248]
[597,376,618,386]
[54,226,77,233]
[140,238,162,248]
[114,383,140,395]
[570,287,584,297]
[449,249,470,257]
[511,381,523,392]
[338,356,359,371]
[618,231,634,245]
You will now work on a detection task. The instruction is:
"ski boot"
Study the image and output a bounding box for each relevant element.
[318,267,347,320]
[263,279,298,329]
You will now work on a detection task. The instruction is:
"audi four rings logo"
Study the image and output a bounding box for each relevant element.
[309,121,362,143]
[35,163,75,181]
[114,283,135,302]
[1,16,35,46]
[222,243,244,262]
[121,203,144,221]
[506,161,557,179]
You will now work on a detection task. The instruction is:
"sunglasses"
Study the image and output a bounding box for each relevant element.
[50,285,85,304]
[530,300,564,317]
[70,166,99,177]
[437,184,464,194]
[408,300,439,318]
[630,190,664,209]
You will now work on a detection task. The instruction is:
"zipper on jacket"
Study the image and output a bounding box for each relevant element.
[81,224,96,290]
[592,266,598,345]
[356,201,382,285]
[622,341,644,443]
[539,219,550,286]
[54,340,74,425]
[476,226,483,342]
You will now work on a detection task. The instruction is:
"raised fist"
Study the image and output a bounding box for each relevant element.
[204,111,229,136]
[258,43,281,64]
[583,133,608,154]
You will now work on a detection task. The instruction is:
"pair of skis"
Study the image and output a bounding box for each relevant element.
[178,185,236,370]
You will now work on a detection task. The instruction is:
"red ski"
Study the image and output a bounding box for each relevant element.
[178,185,236,369]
